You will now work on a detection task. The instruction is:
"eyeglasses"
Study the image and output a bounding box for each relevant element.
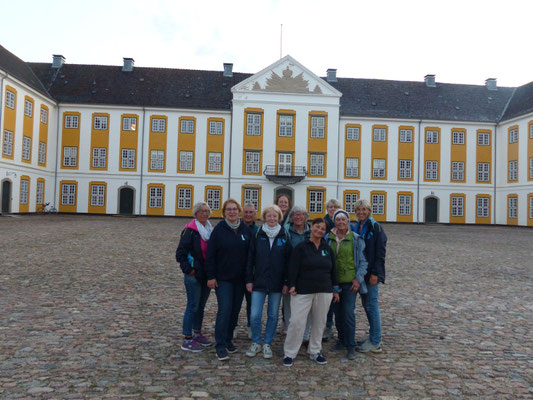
[225,207,239,212]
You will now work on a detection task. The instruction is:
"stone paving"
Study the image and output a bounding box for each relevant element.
[0,214,532,399]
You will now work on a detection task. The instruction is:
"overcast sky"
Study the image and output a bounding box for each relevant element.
[3,0,532,87]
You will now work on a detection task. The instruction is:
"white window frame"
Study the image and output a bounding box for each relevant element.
[179,151,194,171]
[90,184,106,207]
[150,150,165,170]
[177,187,192,209]
[425,161,439,180]
[477,197,489,218]
[207,152,222,173]
[530,157,533,180]
[5,90,15,109]
[93,116,108,130]
[399,129,413,143]
[509,160,518,181]
[151,118,166,132]
[530,196,533,219]
[310,116,325,138]
[346,127,360,141]
[121,149,136,169]
[180,119,195,134]
[149,187,163,208]
[38,142,46,164]
[508,197,517,219]
[426,130,439,144]
[36,181,44,205]
[61,183,76,205]
[372,194,385,215]
[278,153,293,176]
[530,124,533,139]
[65,115,79,129]
[344,192,359,214]
[278,115,293,137]
[246,113,261,136]
[451,161,465,181]
[63,146,77,167]
[122,117,137,131]
[22,136,31,161]
[209,120,223,135]
[452,130,465,145]
[398,195,411,216]
[373,128,386,142]
[477,162,490,182]
[92,148,107,168]
[309,153,324,176]
[477,132,490,146]
[451,196,464,217]
[373,159,386,178]
[3,130,13,156]
[509,128,518,144]
[346,157,359,178]
[244,187,260,211]
[399,159,412,179]
[206,188,221,211]
[24,99,33,117]
[20,179,29,205]
[40,108,48,124]
[245,151,260,174]
[308,190,324,214]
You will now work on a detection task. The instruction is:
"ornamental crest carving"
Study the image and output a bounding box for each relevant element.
[252,66,322,94]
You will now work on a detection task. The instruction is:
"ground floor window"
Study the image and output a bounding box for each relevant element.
[36,181,44,205]
[344,192,358,213]
[308,190,324,214]
[508,197,517,219]
[206,188,221,211]
[177,187,192,209]
[398,194,411,215]
[372,194,385,215]
[451,196,464,217]
[477,197,489,218]
[20,179,29,204]
[149,187,163,208]
[61,184,76,205]
[90,184,106,207]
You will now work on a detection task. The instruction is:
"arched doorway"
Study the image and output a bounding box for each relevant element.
[119,187,134,215]
[274,186,294,209]
[424,196,439,223]
[1,180,12,214]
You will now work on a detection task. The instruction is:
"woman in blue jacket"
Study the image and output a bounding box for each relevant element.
[206,198,252,361]
[245,204,290,359]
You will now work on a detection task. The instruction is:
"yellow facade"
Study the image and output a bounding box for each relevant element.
[90,113,110,171]
[450,128,466,182]
[178,116,196,173]
[148,116,168,173]
[424,127,441,182]
[397,125,414,181]
[2,85,17,160]
[38,105,49,167]
[449,193,466,224]
[119,113,139,171]
[242,108,264,176]
[87,181,107,214]
[61,112,81,170]
[21,96,34,164]
[476,129,492,184]
[205,117,225,175]
[371,124,388,181]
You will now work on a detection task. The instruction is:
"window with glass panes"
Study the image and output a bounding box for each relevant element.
[150,150,164,170]
[477,197,489,217]
[477,162,490,181]
[509,128,518,144]
[399,129,413,143]
[3,130,13,156]
[451,162,464,181]
[209,120,223,135]
[398,195,411,215]
[177,187,192,209]
[206,189,221,211]
[530,196,533,219]
[373,159,386,178]
[149,187,163,208]
[38,142,46,164]
[207,152,222,172]
[245,151,260,174]
[346,158,359,178]
[40,108,48,124]
[92,148,107,168]
[425,161,438,180]
[65,115,79,129]
[530,158,533,179]
[122,117,137,131]
[121,149,135,169]
[61,184,76,205]
[90,185,105,207]
[180,119,195,134]
[63,146,77,167]
[5,90,15,109]
[24,100,33,117]
[452,130,464,145]
[346,126,360,141]
[244,188,260,211]
[20,179,29,204]
[246,113,261,135]
[508,197,517,218]
[151,118,166,132]
[344,192,358,213]
[310,154,324,176]
[179,151,193,171]
[36,181,44,205]
[373,128,386,142]
[426,130,439,143]
[279,115,293,137]
[308,190,324,213]
[451,196,464,217]
[509,161,518,181]
[310,116,325,138]
[477,132,490,146]
[399,159,412,179]
[372,194,385,215]
[22,136,31,160]
[530,124,533,139]
[93,116,108,130]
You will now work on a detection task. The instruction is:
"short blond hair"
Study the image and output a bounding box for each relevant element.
[326,198,341,209]
[354,199,372,214]
[192,201,211,217]
[261,204,283,221]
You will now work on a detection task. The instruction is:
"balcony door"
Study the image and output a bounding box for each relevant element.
[278,153,292,176]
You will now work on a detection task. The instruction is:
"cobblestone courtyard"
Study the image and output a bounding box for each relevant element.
[1,215,532,399]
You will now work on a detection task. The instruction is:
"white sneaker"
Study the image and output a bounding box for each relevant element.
[263,344,273,359]
[245,342,261,357]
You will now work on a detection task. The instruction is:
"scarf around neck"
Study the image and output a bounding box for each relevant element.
[225,218,241,230]
[261,223,281,239]
[195,219,213,242]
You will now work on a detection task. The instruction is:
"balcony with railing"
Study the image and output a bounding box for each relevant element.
[263,165,307,185]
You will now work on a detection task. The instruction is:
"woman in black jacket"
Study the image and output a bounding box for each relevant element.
[245,205,290,359]
[175,201,213,353]
[206,198,252,361]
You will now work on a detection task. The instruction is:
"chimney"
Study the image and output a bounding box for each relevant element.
[485,78,497,91]
[327,68,337,83]
[52,54,65,69]
[424,74,436,87]
[223,63,233,77]
[122,57,135,72]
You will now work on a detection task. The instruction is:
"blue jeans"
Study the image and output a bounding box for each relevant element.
[360,283,381,345]
[182,274,211,336]
[250,291,282,345]
[214,281,245,351]
[333,283,357,349]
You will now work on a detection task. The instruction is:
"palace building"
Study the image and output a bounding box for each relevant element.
[1,44,532,225]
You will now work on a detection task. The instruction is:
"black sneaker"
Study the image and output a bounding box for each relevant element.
[283,356,293,367]
[216,348,229,361]
[309,353,327,365]
[226,343,238,353]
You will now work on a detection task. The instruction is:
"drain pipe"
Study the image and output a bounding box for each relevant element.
[227,103,233,199]
[53,104,61,208]
[138,107,146,215]
[416,119,422,223]
[0,71,7,123]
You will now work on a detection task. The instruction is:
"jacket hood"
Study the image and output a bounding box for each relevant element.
[185,219,199,232]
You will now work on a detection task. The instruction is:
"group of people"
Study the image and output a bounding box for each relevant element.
[175,194,387,366]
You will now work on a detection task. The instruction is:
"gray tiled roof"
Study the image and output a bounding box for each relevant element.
[500,81,533,122]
